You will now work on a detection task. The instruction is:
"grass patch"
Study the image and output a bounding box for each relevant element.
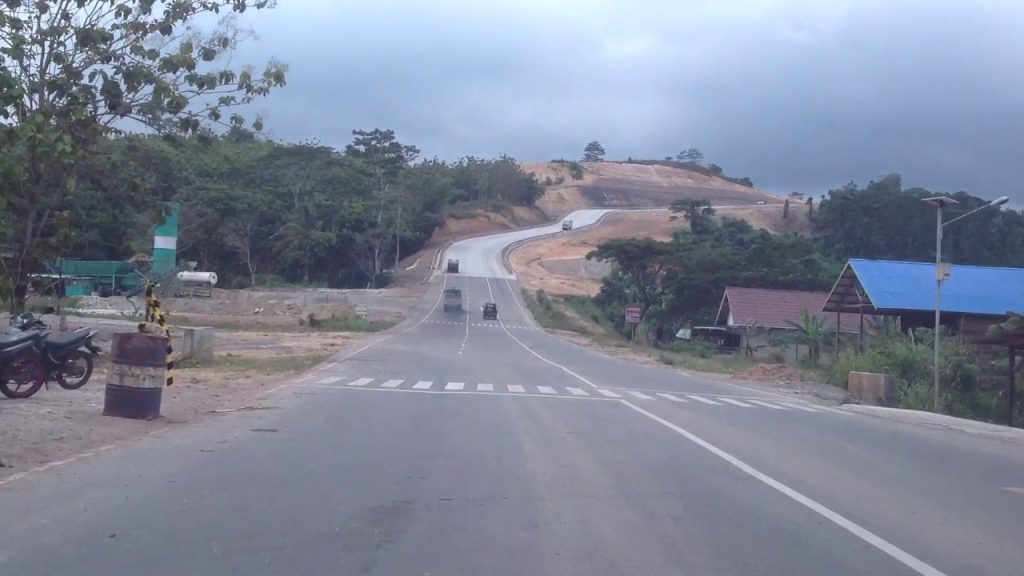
[181,353,330,374]
[306,313,396,333]
[521,289,593,335]
[652,348,760,374]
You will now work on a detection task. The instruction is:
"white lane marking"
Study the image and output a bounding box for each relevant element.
[306,384,610,402]
[413,381,433,390]
[348,378,374,387]
[621,401,947,576]
[507,384,525,393]
[686,395,721,405]
[816,406,853,415]
[597,389,622,398]
[625,390,654,400]
[477,383,494,392]
[295,374,314,383]
[567,387,590,396]
[537,386,557,395]
[656,393,688,403]
[777,402,821,413]
[315,376,343,385]
[748,400,787,410]
[445,382,465,391]
[717,397,754,408]
[380,379,404,388]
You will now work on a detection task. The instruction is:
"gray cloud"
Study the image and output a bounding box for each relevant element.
[226,0,1024,201]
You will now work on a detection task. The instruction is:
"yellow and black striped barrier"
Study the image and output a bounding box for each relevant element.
[144,283,174,387]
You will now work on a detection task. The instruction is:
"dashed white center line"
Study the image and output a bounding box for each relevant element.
[656,393,688,402]
[567,387,590,396]
[537,386,557,395]
[507,384,525,393]
[686,395,721,405]
[315,376,343,385]
[477,383,494,392]
[380,379,404,388]
[347,378,374,387]
[625,391,654,400]
[717,397,754,407]
[748,400,786,410]
[445,382,465,391]
[597,389,622,398]
[412,381,433,390]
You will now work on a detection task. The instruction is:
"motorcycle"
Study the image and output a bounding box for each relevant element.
[0,310,101,398]
[0,330,48,399]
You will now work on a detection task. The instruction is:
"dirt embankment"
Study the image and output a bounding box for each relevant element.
[511,204,811,296]
[429,205,548,243]
[524,161,783,215]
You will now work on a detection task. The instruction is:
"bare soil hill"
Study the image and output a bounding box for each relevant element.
[524,161,783,215]
[511,204,812,296]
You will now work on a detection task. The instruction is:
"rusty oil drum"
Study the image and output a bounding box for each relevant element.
[103,332,167,420]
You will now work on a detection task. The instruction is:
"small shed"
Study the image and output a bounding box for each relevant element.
[823,259,1024,339]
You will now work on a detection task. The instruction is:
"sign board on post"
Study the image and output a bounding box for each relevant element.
[625,305,643,324]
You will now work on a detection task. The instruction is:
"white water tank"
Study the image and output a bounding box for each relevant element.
[176,271,218,286]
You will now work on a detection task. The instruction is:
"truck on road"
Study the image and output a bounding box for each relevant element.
[447,259,459,273]
[561,220,573,231]
[443,288,463,313]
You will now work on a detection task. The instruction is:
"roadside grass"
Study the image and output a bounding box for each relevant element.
[308,314,396,333]
[525,289,764,376]
[179,353,331,374]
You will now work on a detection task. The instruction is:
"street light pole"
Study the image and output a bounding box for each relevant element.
[923,195,1009,412]
[933,204,943,412]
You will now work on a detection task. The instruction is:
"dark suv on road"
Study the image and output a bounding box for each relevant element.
[482,303,498,320]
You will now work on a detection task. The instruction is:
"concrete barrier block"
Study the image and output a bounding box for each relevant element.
[848,371,894,405]
[176,326,215,361]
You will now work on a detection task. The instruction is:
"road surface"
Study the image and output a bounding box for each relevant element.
[1,209,1022,576]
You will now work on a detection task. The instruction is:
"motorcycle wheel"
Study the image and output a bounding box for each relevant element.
[56,350,94,390]
[0,353,46,399]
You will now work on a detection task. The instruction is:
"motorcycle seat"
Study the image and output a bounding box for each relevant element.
[44,331,89,351]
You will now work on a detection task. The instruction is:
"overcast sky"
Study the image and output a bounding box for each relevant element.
[227,0,1024,201]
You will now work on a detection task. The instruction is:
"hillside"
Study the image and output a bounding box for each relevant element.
[510,204,813,296]
[524,161,782,215]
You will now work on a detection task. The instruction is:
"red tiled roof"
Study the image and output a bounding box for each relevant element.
[716,287,865,333]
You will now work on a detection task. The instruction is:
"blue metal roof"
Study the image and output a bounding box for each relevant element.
[847,259,1024,316]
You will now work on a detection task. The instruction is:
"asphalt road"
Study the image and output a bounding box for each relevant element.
[1,210,1023,575]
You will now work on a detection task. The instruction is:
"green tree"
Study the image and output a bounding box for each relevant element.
[583,141,606,162]
[676,147,704,165]
[0,0,286,311]
[783,309,831,366]
[670,198,716,234]
[587,238,674,323]
[274,202,333,284]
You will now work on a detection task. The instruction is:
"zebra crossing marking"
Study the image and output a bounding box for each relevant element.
[717,397,754,408]
[748,400,786,410]
[687,395,721,405]
[625,391,654,400]
[656,393,687,403]
[305,376,851,416]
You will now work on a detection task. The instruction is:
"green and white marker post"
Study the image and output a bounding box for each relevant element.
[152,204,179,278]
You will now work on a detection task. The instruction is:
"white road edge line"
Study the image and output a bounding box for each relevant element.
[305,385,609,402]
[656,392,687,402]
[717,397,754,408]
[619,400,946,576]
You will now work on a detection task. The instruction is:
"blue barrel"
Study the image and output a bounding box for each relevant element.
[103,333,166,420]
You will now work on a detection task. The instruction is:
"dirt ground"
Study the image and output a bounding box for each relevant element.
[0,320,367,477]
[510,206,810,296]
[524,161,783,215]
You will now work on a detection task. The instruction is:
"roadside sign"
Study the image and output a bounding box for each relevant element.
[625,305,643,324]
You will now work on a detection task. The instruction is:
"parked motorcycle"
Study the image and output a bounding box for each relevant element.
[0,310,101,398]
[0,330,48,399]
